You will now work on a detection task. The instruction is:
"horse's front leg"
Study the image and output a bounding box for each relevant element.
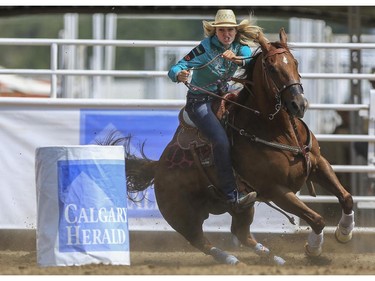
[270,186,326,257]
[335,210,355,243]
[309,156,355,243]
[305,230,324,256]
[230,207,286,265]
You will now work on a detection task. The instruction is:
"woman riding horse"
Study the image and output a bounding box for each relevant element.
[168,9,262,208]
[109,14,355,265]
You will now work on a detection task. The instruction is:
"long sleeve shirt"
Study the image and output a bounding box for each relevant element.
[168,35,252,95]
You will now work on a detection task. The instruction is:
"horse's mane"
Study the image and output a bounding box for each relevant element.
[233,49,262,106]
[242,41,290,80]
[271,41,290,51]
[243,47,262,80]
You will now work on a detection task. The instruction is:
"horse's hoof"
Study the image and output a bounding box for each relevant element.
[273,255,286,266]
[226,255,240,265]
[335,225,353,243]
[254,243,270,257]
[210,247,240,265]
[304,242,322,257]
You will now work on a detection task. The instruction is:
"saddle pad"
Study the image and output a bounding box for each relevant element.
[177,126,209,150]
[166,140,213,169]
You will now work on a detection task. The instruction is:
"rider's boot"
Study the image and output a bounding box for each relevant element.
[227,190,257,209]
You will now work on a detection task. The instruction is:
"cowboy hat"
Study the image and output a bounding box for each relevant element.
[211,9,239,27]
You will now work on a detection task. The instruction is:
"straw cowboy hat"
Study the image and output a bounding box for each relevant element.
[211,9,239,27]
[202,9,262,43]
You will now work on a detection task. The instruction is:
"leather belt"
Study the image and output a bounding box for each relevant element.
[186,93,214,103]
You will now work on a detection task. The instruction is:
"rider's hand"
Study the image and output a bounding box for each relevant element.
[177,70,190,83]
[222,50,243,66]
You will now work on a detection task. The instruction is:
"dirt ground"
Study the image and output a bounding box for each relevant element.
[1,230,375,275]
[1,250,375,275]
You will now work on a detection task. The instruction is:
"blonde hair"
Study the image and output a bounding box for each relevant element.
[202,18,264,47]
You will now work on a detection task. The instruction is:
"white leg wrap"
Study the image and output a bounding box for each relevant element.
[254,243,270,257]
[339,210,355,234]
[305,231,323,257]
[209,247,239,265]
[335,210,355,243]
[307,231,324,248]
[254,243,286,265]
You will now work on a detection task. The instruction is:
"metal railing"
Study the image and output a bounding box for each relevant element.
[0,38,375,97]
[0,38,374,212]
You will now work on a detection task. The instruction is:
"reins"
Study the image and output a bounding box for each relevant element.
[184,46,311,160]
[225,47,312,165]
[184,81,260,115]
[184,52,260,115]
[184,48,301,120]
[189,54,222,71]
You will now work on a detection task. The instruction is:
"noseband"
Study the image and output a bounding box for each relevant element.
[262,47,304,120]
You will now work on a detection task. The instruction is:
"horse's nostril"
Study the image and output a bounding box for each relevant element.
[292,101,299,111]
[289,100,306,118]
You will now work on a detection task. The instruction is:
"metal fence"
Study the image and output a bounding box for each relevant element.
[0,38,374,231]
[0,38,375,97]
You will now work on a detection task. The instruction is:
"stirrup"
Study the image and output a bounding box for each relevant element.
[229,191,257,209]
[237,191,257,207]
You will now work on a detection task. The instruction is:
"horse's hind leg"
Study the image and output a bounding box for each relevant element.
[309,156,355,243]
[155,184,240,265]
[230,208,286,265]
[166,210,240,265]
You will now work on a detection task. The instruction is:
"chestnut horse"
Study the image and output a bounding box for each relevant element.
[112,28,355,265]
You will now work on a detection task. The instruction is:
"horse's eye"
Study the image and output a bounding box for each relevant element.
[268,65,277,73]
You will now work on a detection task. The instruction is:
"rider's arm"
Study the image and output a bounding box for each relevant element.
[238,44,252,67]
[168,61,189,83]
[221,44,252,67]
[168,42,207,83]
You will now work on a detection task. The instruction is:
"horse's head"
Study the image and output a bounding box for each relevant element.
[257,28,308,118]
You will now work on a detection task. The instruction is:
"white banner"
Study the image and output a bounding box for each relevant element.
[0,106,79,228]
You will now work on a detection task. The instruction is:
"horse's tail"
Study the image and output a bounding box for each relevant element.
[95,130,157,202]
[126,153,157,201]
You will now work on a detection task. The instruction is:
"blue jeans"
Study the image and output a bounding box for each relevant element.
[185,95,237,200]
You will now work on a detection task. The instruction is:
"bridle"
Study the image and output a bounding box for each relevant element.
[184,45,311,171]
[185,47,304,120]
[226,46,311,172]
[261,47,304,120]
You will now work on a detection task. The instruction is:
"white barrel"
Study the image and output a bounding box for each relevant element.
[35,145,130,267]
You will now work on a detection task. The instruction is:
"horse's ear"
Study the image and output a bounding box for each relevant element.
[279,28,288,44]
[256,31,270,52]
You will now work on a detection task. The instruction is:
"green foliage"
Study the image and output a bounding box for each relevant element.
[115,18,203,70]
[0,14,204,70]
[3,14,354,71]
[0,14,63,69]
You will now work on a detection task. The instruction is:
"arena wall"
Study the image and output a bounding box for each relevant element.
[0,98,299,234]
